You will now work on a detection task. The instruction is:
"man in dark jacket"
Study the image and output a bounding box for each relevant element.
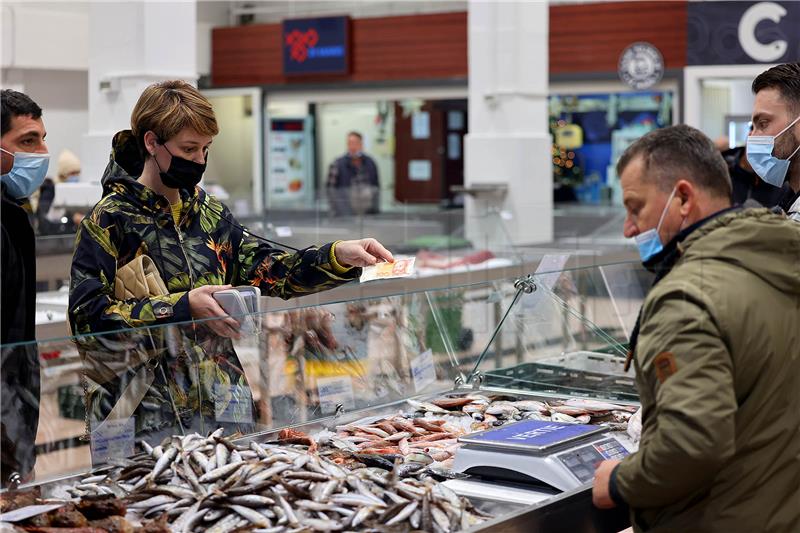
[746,62,800,220]
[326,131,380,216]
[592,125,800,532]
[1,89,48,486]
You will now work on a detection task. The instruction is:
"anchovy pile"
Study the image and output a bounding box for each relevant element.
[73,429,490,532]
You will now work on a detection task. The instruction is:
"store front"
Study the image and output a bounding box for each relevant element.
[211,12,469,214]
[209,1,798,212]
[547,1,685,205]
[549,88,675,205]
[263,89,468,213]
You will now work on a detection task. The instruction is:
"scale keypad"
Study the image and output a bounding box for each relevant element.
[557,438,629,483]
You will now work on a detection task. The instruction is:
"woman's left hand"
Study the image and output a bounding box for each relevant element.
[334,238,394,267]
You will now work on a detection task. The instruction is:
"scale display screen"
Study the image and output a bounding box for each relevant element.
[459,420,607,452]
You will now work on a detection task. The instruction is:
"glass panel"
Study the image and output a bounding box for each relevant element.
[5,259,650,485]
[3,281,481,485]
[471,260,647,401]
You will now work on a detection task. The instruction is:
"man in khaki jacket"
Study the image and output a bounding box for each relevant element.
[592,125,800,532]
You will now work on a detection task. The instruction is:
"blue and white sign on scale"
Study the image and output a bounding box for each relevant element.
[460,419,606,452]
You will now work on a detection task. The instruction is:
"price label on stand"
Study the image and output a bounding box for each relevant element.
[90,417,135,466]
[411,349,437,393]
[317,376,355,414]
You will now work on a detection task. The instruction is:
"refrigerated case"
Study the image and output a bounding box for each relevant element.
[2,257,647,531]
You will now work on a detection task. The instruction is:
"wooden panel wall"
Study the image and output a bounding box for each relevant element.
[212,12,468,87]
[212,4,689,86]
[549,1,687,74]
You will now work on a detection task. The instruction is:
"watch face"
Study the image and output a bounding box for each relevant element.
[618,42,665,90]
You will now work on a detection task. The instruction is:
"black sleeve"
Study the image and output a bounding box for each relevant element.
[37,179,55,216]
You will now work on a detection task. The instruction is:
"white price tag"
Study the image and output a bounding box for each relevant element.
[410,349,437,392]
[214,384,254,424]
[90,417,135,466]
[317,376,355,414]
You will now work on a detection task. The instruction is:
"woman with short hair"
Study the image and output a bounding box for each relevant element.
[69,80,392,441]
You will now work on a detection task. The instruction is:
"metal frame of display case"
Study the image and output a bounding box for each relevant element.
[5,258,647,532]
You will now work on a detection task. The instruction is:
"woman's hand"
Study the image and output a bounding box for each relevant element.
[188,285,241,339]
[334,238,394,267]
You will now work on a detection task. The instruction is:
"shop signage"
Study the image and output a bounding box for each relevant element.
[688,1,800,65]
[267,118,312,204]
[618,42,664,90]
[282,16,350,75]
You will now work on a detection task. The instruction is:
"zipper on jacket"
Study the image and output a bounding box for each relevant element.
[174,222,196,288]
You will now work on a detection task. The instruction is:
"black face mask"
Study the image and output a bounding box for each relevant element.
[155,141,207,190]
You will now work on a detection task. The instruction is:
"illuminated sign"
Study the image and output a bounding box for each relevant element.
[282,16,349,75]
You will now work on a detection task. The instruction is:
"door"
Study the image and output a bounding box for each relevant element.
[436,99,468,203]
[393,101,444,203]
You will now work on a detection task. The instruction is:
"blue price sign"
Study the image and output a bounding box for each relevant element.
[462,419,604,451]
[282,16,350,75]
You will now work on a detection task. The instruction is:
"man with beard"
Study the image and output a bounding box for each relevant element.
[746,62,800,221]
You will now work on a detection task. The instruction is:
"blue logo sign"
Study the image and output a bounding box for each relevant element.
[466,419,600,448]
[283,16,349,75]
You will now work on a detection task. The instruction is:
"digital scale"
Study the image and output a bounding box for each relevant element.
[452,419,630,492]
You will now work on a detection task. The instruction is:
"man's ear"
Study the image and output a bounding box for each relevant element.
[675,179,695,217]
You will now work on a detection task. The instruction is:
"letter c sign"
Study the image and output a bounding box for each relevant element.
[738,2,788,62]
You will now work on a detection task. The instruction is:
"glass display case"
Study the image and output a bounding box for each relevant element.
[1,257,648,532]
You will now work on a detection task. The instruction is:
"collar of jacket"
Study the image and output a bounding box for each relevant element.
[642,206,740,279]
[100,130,201,221]
[779,185,800,213]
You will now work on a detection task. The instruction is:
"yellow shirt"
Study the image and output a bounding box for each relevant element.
[170,201,182,227]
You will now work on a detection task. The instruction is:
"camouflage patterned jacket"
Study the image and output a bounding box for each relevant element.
[68,130,359,439]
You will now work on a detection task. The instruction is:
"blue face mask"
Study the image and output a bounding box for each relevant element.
[746,114,800,188]
[633,187,678,262]
[1,148,50,199]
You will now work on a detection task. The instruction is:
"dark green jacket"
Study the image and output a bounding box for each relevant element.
[615,209,800,532]
[68,131,359,437]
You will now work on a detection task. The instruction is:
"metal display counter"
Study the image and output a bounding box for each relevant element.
[3,257,648,532]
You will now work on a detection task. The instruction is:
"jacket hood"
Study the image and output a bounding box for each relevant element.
[100,130,200,212]
[678,208,800,295]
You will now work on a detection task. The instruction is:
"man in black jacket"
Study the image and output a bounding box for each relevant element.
[747,62,800,219]
[1,89,48,486]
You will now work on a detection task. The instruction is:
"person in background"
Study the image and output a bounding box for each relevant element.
[747,62,800,220]
[0,89,47,486]
[326,131,380,216]
[592,125,800,531]
[36,149,84,233]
